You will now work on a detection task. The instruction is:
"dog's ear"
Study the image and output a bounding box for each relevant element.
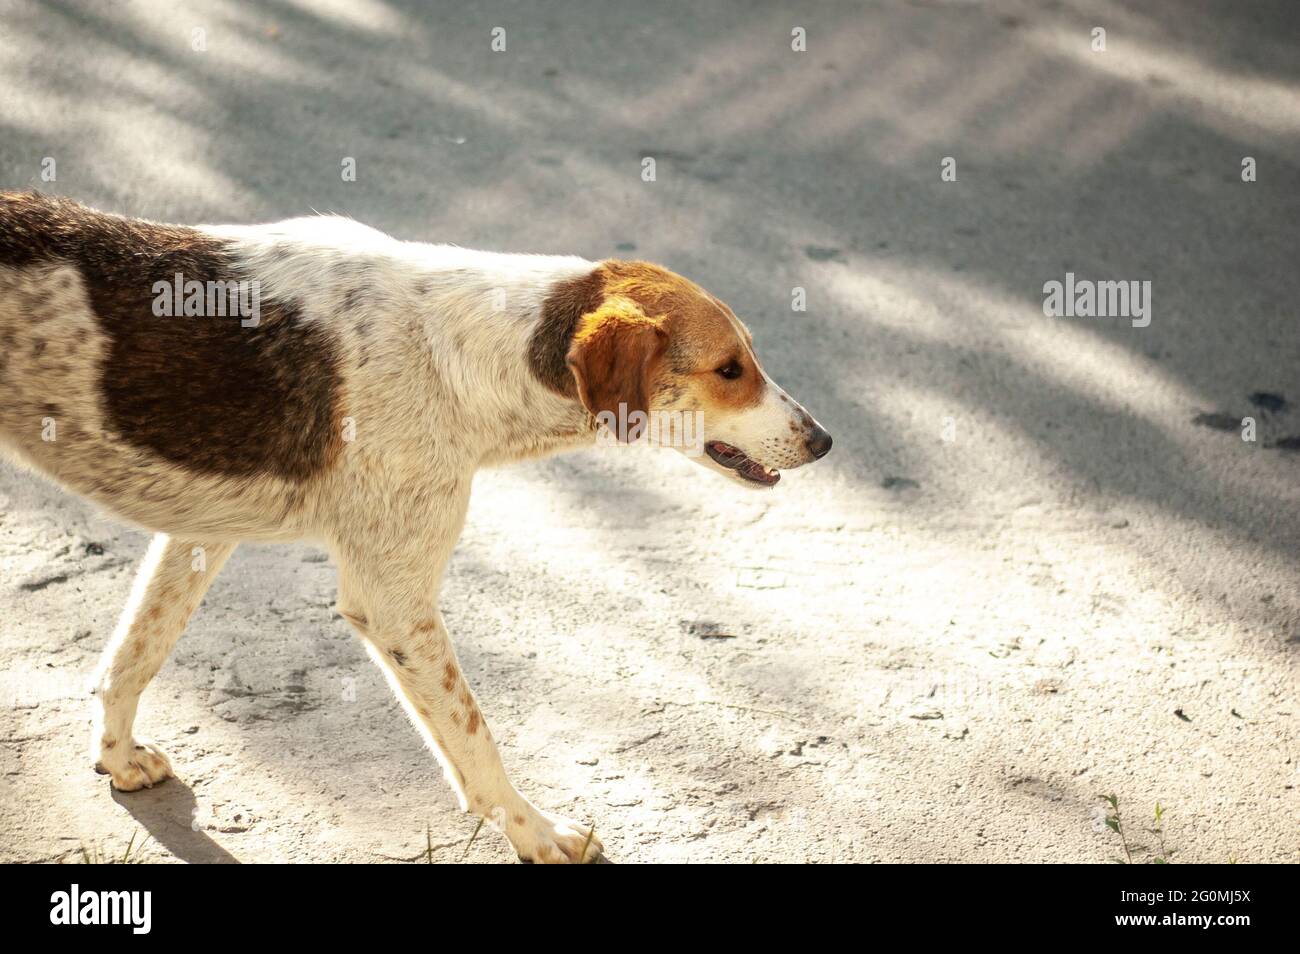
[566,297,668,441]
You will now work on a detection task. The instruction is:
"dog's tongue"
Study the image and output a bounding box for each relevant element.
[706,441,780,485]
[738,458,780,485]
[706,441,747,467]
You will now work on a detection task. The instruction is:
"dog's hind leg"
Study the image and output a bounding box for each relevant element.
[90,533,236,791]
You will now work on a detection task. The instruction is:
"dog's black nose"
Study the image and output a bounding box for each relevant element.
[807,425,832,459]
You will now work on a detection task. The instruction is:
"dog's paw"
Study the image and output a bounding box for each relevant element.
[94,739,174,791]
[507,809,605,864]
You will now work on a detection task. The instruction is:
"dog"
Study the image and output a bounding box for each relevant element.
[0,192,831,863]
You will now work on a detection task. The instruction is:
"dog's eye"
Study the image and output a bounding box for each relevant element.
[716,361,743,380]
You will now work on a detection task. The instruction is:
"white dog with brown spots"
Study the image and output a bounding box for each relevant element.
[0,192,831,863]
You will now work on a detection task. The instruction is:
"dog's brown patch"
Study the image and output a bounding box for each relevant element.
[598,260,713,320]
[528,267,605,397]
[458,690,480,736]
[0,192,344,482]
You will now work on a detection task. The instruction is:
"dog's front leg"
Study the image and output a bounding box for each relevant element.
[333,536,603,863]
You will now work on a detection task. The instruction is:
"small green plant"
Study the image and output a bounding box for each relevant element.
[579,824,597,864]
[1100,795,1172,864]
[1149,802,1169,864]
[461,816,486,861]
[67,830,151,864]
[1100,794,1133,863]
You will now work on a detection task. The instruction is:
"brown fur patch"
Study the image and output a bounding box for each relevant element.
[599,260,714,319]
[0,192,344,482]
[442,661,458,692]
[458,690,480,737]
[528,267,604,397]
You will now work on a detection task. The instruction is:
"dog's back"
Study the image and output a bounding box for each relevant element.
[0,192,346,539]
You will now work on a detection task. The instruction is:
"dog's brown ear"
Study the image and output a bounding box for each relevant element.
[566,298,668,441]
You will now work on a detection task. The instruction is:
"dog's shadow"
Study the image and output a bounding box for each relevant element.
[111,779,240,864]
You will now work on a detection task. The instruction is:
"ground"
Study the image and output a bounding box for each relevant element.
[0,0,1296,863]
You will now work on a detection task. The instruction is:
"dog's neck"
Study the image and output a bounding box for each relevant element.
[407,246,602,467]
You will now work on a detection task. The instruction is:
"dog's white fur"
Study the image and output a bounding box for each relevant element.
[0,198,829,862]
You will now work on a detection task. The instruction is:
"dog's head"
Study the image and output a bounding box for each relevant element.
[542,261,831,487]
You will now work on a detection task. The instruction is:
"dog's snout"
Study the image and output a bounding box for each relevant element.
[807,424,832,460]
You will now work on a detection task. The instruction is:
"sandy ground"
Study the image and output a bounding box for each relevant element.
[0,0,1297,863]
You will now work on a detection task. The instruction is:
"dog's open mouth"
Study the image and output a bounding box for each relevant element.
[706,441,780,486]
